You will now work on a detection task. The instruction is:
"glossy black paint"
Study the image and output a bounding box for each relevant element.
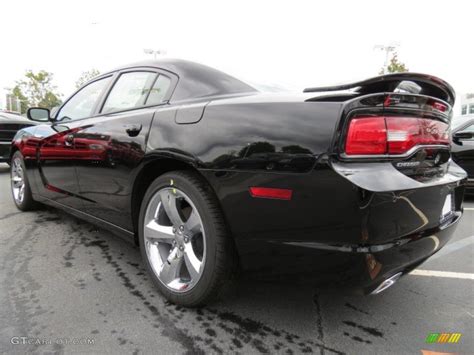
[11,60,467,293]
[304,72,456,106]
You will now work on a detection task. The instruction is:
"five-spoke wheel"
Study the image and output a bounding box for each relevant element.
[11,156,25,204]
[10,151,38,211]
[144,187,206,292]
[139,171,234,306]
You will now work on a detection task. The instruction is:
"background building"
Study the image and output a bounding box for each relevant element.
[461,93,474,115]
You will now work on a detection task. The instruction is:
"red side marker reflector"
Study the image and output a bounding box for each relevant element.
[249,187,293,200]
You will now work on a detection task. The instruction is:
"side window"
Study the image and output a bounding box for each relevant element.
[101,72,157,113]
[145,75,171,105]
[461,105,467,115]
[57,77,110,121]
[469,104,474,115]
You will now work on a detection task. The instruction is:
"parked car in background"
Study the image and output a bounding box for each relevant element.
[451,114,474,192]
[9,59,467,306]
[0,111,38,164]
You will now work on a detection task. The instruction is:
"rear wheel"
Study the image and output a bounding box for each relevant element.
[139,171,234,306]
[10,151,38,211]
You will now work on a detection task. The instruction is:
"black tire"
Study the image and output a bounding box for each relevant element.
[138,170,235,306]
[10,151,39,211]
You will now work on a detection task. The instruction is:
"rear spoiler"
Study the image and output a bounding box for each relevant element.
[303,73,455,106]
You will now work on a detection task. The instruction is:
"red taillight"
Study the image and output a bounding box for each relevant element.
[345,116,449,156]
[249,187,293,200]
[345,117,387,155]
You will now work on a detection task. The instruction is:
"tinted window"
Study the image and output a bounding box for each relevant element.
[57,77,110,121]
[145,75,171,105]
[102,72,157,113]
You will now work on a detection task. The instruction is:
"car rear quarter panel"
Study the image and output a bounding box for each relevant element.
[147,99,343,171]
[146,98,349,243]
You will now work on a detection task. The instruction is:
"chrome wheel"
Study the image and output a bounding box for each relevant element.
[11,157,25,204]
[143,187,206,292]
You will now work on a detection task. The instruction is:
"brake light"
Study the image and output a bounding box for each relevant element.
[345,117,387,155]
[345,116,449,156]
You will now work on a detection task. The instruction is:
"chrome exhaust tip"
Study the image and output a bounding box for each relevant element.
[371,272,403,295]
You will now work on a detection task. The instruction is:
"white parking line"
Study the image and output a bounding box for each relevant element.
[429,235,474,260]
[464,207,474,211]
[410,269,474,280]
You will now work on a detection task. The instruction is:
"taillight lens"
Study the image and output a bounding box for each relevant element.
[345,117,387,155]
[345,116,449,156]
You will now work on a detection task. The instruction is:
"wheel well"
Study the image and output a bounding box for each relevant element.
[131,158,200,243]
[131,158,241,273]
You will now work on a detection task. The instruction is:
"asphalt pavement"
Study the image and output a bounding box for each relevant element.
[0,163,472,355]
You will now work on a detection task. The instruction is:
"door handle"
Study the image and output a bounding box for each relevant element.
[124,124,142,137]
[64,134,74,146]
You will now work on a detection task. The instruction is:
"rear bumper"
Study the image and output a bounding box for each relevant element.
[236,209,462,293]
[0,142,11,162]
[205,160,467,292]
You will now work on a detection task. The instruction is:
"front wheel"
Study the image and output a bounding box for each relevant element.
[10,151,38,211]
[138,171,235,306]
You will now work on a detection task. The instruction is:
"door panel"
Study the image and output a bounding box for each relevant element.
[37,76,113,208]
[73,109,154,230]
[37,122,84,208]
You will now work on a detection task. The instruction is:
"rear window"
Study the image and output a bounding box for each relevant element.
[145,75,171,105]
[102,72,157,114]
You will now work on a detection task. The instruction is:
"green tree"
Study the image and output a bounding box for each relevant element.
[10,87,29,114]
[379,52,409,75]
[75,69,100,89]
[9,70,62,114]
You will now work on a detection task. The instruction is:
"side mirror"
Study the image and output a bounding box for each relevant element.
[452,131,474,145]
[27,107,51,122]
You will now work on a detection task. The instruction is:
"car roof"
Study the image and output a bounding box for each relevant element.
[107,58,258,102]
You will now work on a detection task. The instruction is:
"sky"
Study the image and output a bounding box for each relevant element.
[1,0,473,113]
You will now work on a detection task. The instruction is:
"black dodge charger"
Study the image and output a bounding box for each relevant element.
[10,59,467,306]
